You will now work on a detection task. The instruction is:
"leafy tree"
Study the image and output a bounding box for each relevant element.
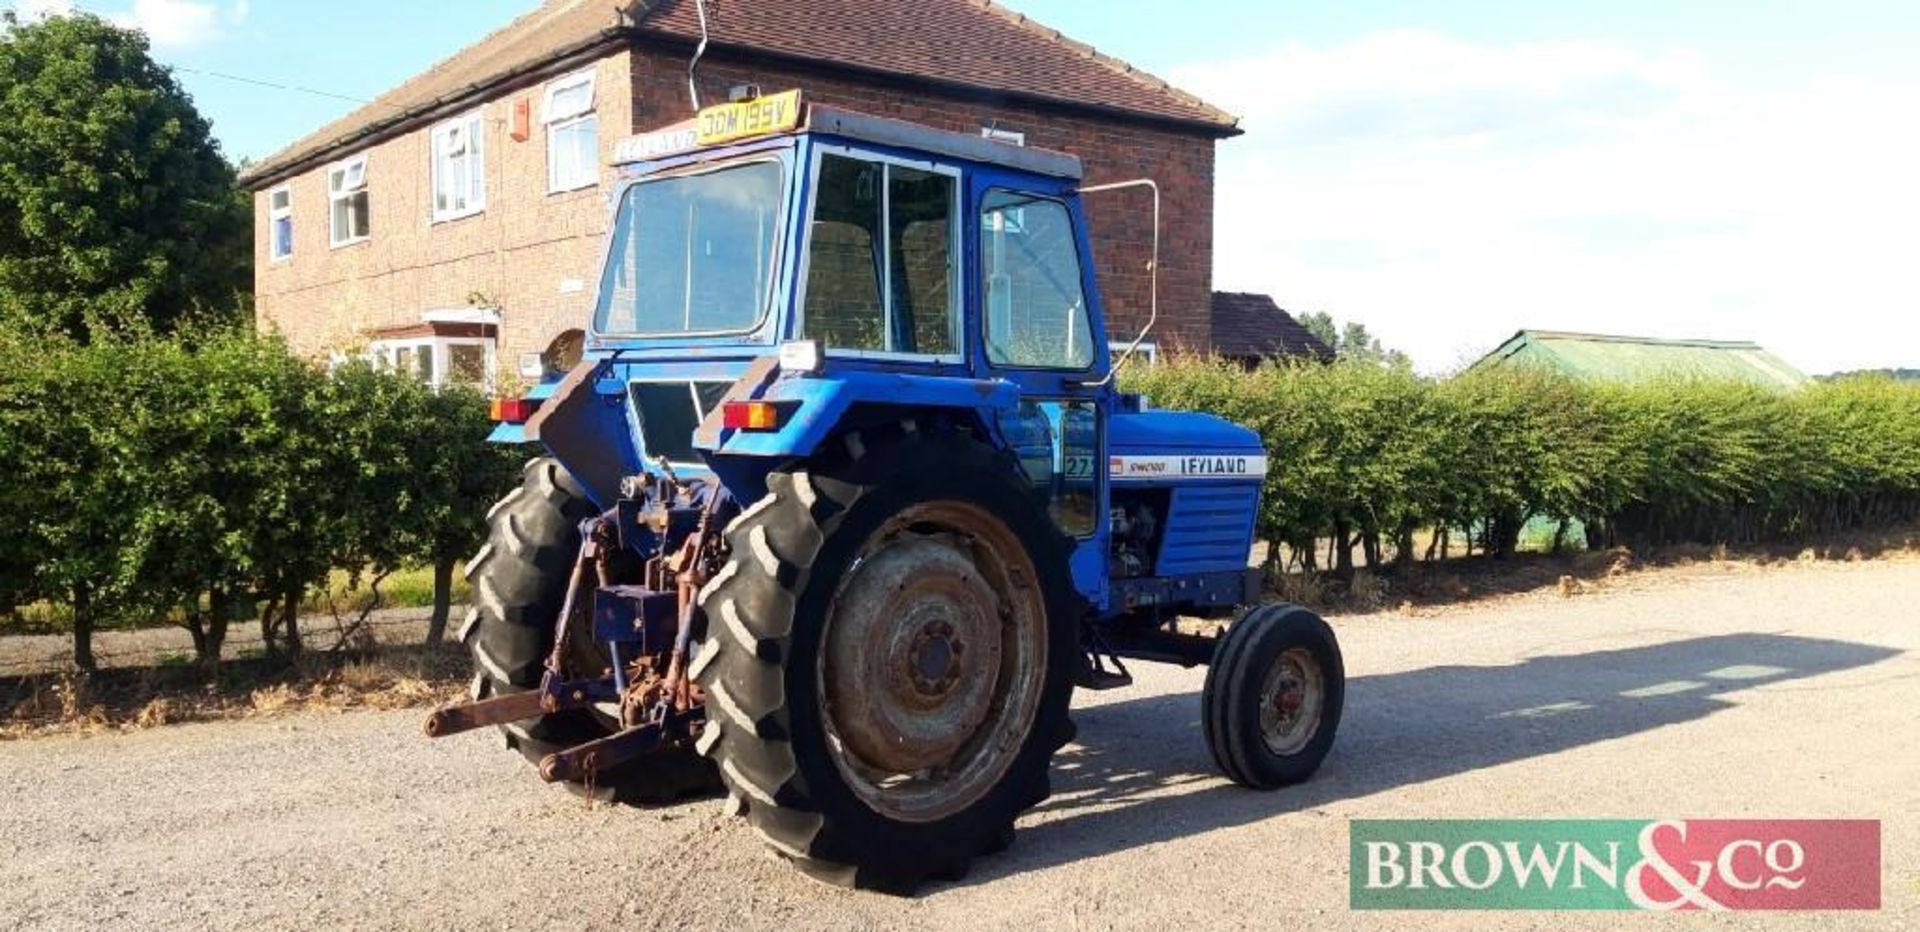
[404,387,520,644]
[0,11,250,341]
[1294,311,1411,368]
[2,335,137,669]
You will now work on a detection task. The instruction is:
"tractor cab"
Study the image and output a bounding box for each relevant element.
[445,89,1339,891]
[505,89,1264,617]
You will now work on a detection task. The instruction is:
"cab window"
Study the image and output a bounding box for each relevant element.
[982,191,1094,370]
[802,153,959,356]
[595,160,783,335]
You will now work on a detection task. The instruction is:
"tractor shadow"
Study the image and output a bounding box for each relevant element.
[964,632,1902,886]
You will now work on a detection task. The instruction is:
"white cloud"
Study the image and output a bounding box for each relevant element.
[12,0,75,19]
[1174,31,1920,375]
[9,0,233,48]
[113,0,223,48]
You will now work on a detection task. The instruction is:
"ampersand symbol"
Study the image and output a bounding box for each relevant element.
[1626,821,1729,911]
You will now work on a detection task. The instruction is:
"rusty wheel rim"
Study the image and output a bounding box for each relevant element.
[817,502,1048,824]
[1259,647,1324,757]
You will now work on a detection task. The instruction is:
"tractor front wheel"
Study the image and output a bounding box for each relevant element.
[1202,603,1345,790]
[694,426,1079,890]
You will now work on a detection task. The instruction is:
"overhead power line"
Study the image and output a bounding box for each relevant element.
[172,65,387,108]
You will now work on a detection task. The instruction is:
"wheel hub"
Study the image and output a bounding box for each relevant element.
[818,502,1048,823]
[825,536,1003,775]
[1259,647,1325,757]
[909,621,966,697]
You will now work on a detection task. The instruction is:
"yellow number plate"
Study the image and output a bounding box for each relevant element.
[696,90,804,147]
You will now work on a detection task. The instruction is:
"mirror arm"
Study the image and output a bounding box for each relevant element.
[1070,179,1160,388]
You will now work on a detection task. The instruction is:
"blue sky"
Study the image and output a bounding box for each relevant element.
[13,0,1919,373]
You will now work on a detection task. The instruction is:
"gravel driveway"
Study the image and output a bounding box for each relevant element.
[3,558,1916,930]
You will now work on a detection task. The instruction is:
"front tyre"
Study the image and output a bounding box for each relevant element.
[694,427,1080,890]
[1202,603,1345,790]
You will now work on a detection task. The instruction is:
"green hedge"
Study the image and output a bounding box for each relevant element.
[1124,358,1920,572]
[0,330,519,668]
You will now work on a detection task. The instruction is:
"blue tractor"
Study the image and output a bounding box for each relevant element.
[426,89,1344,890]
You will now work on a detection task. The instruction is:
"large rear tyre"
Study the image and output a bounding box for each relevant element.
[1202,603,1344,790]
[461,457,717,804]
[694,426,1080,891]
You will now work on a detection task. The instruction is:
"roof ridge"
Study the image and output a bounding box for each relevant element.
[397,0,607,100]
[972,0,1236,128]
[1525,330,1763,349]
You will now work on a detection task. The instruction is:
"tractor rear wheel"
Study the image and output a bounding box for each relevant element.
[1202,603,1344,790]
[694,426,1079,890]
[462,457,717,804]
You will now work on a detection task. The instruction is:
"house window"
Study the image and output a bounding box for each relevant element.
[545,71,599,192]
[982,190,1094,370]
[367,336,496,392]
[327,156,370,247]
[269,186,294,260]
[981,126,1026,147]
[800,151,961,357]
[432,111,487,221]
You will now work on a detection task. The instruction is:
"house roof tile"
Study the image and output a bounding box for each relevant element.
[241,0,1237,187]
[1210,292,1336,362]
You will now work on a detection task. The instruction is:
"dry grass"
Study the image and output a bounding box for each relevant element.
[0,645,468,741]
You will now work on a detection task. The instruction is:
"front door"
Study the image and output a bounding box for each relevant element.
[972,181,1113,606]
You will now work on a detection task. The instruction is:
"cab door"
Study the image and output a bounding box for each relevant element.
[971,179,1114,608]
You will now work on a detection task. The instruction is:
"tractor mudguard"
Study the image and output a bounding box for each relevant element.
[525,360,642,510]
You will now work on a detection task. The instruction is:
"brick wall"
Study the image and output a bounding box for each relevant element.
[253,51,636,363]
[254,41,1217,369]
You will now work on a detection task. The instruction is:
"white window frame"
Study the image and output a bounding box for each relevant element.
[366,335,497,393]
[982,126,1026,147]
[544,70,600,194]
[431,111,488,223]
[794,145,966,365]
[327,155,370,248]
[1110,341,1160,367]
[268,185,294,260]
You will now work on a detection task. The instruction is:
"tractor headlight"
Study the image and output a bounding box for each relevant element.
[779,340,823,375]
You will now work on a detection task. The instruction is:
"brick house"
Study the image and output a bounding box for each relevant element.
[240,0,1254,386]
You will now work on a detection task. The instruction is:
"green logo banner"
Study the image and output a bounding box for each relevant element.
[1353,820,1645,910]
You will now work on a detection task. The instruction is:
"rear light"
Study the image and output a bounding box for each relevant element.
[722,400,788,432]
[491,397,541,424]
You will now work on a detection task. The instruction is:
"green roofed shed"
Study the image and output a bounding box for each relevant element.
[1470,331,1809,388]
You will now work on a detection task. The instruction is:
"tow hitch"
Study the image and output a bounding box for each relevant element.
[424,472,730,788]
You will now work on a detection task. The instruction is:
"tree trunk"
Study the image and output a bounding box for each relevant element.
[71,584,96,673]
[1332,521,1356,580]
[259,594,283,657]
[283,585,304,661]
[426,556,456,645]
[199,589,232,669]
[184,607,208,663]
